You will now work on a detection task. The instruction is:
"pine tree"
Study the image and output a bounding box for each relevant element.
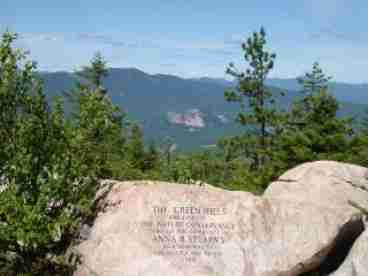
[69,53,126,178]
[347,110,368,167]
[225,27,284,168]
[144,141,159,171]
[297,62,331,95]
[126,124,145,171]
[160,136,176,167]
[77,52,108,89]
[276,63,352,168]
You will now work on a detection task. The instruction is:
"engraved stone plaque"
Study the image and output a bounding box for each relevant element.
[75,167,366,276]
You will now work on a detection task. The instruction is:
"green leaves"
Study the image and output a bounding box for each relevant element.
[0,32,99,275]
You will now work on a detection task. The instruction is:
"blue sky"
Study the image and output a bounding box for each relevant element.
[2,0,367,82]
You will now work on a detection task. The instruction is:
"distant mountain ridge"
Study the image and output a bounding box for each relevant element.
[40,68,368,150]
[194,76,368,104]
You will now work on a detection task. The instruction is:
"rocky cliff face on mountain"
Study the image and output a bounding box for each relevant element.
[74,161,368,276]
[167,109,206,128]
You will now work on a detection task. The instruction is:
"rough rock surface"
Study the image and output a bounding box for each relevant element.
[75,161,368,276]
[330,228,368,276]
[168,109,205,128]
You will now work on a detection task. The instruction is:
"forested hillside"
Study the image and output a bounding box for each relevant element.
[40,69,367,150]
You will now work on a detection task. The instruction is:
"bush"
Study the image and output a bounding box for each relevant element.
[0,32,99,275]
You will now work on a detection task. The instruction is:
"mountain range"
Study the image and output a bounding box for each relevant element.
[40,68,368,150]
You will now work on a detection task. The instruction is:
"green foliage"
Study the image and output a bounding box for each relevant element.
[346,109,368,166]
[77,52,108,88]
[144,142,160,171]
[275,63,352,170]
[126,124,146,171]
[68,53,127,179]
[297,62,331,95]
[225,27,285,168]
[221,32,354,190]
[0,32,99,275]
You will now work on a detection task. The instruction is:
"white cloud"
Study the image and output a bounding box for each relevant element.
[11,30,368,83]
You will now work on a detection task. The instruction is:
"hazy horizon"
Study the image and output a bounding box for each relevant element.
[37,66,368,86]
[3,0,368,83]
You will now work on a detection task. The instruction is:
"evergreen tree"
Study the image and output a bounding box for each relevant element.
[347,110,368,167]
[77,52,108,89]
[126,124,146,171]
[69,53,126,178]
[225,27,284,168]
[160,136,176,167]
[297,62,331,95]
[144,141,160,171]
[276,63,352,169]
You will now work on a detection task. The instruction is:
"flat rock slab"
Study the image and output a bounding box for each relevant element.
[75,161,368,276]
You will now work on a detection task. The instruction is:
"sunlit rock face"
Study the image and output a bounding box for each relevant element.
[168,109,205,128]
[75,161,368,276]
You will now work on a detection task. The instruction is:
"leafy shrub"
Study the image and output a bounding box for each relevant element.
[0,32,99,275]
